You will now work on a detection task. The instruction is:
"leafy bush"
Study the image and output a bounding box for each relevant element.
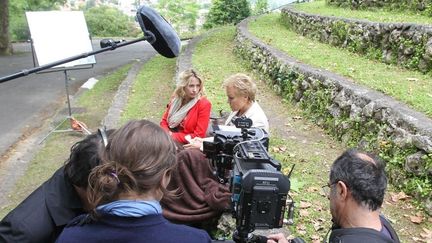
[204,0,251,29]
[10,15,30,41]
[253,0,268,15]
[156,0,200,35]
[9,0,65,41]
[84,5,140,37]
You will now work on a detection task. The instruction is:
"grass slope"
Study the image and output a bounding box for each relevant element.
[293,0,432,25]
[248,14,432,117]
[120,55,176,123]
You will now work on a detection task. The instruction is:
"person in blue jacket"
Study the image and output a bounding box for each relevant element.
[56,119,212,243]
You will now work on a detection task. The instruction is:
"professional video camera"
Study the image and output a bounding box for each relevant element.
[203,117,295,243]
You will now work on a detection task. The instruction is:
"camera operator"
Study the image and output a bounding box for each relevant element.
[161,73,269,227]
[0,129,114,243]
[266,149,400,243]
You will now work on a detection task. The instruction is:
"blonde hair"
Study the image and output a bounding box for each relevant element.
[223,73,256,102]
[174,69,204,99]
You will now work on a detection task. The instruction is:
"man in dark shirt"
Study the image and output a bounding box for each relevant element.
[0,129,112,243]
[267,149,400,243]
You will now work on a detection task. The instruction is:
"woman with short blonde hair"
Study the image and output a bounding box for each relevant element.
[222,73,268,132]
[223,73,256,102]
[160,69,212,144]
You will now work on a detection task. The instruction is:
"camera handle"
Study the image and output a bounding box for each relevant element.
[232,230,268,243]
[241,128,256,141]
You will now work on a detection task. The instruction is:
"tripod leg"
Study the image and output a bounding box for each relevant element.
[64,70,72,117]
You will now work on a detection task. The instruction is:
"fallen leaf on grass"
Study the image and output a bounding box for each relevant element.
[271,147,280,153]
[390,191,411,203]
[299,201,312,209]
[299,209,309,217]
[420,227,432,239]
[319,190,326,197]
[411,236,422,242]
[296,224,306,232]
[315,206,324,212]
[306,186,319,193]
[410,215,423,224]
[312,221,324,231]
[298,230,307,236]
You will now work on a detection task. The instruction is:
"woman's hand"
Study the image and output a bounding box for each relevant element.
[267,233,289,243]
[183,137,203,150]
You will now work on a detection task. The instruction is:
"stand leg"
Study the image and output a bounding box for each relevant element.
[64,70,72,117]
[39,70,91,144]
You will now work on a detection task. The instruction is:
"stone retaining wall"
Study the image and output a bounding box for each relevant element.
[280,6,432,73]
[327,0,432,14]
[234,17,432,213]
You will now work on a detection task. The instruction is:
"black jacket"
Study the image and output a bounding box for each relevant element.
[0,167,84,243]
[329,215,400,243]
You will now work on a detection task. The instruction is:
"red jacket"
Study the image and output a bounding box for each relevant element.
[160,97,211,144]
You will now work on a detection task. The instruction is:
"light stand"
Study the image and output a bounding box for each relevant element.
[39,69,91,143]
[1,4,181,144]
[0,35,154,142]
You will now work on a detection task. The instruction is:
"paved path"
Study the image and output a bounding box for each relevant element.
[0,40,156,159]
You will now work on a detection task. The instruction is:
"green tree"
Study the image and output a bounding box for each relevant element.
[204,0,251,29]
[0,0,11,55]
[9,0,66,41]
[84,5,140,37]
[156,0,200,35]
[253,0,268,15]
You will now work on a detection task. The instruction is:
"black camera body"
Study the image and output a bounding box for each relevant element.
[203,117,294,242]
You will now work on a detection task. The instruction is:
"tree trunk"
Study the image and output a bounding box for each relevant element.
[0,0,12,55]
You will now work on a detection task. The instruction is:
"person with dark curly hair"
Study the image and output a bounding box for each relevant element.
[0,129,113,243]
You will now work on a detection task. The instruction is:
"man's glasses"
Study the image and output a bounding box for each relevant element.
[321,182,337,198]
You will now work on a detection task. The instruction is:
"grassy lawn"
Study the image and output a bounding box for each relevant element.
[193,27,245,112]
[292,0,432,25]
[120,56,176,123]
[0,64,131,219]
[248,13,432,118]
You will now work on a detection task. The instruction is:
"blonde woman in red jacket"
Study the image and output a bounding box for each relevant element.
[160,69,212,144]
